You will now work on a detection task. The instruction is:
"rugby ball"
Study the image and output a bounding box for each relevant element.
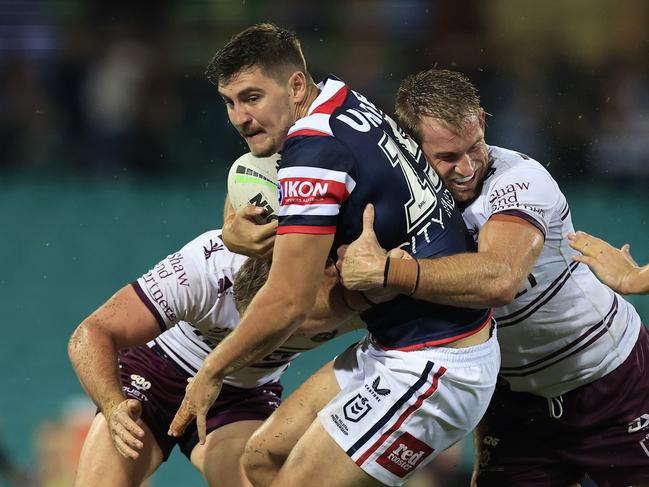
[227,152,281,222]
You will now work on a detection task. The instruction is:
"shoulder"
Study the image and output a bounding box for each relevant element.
[179,230,246,274]
[485,146,559,196]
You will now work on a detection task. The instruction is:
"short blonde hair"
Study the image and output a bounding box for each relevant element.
[395,68,481,143]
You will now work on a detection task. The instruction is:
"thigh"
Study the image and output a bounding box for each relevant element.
[244,360,340,470]
[191,420,263,487]
[473,385,581,487]
[270,419,380,487]
[568,326,649,487]
[74,413,163,487]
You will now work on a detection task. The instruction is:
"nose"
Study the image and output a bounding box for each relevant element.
[455,153,475,177]
[229,103,252,128]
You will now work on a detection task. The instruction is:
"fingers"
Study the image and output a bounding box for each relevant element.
[168,400,194,438]
[126,399,143,422]
[361,204,375,235]
[114,433,141,460]
[197,411,208,445]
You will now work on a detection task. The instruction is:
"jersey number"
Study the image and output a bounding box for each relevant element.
[378,129,440,233]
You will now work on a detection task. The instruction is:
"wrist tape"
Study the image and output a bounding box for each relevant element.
[384,257,420,296]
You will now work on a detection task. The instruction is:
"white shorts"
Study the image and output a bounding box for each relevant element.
[317,331,500,486]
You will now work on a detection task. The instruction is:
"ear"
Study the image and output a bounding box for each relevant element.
[478,108,487,131]
[288,71,308,102]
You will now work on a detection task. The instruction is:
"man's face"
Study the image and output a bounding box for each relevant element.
[219,66,295,157]
[418,113,489,202]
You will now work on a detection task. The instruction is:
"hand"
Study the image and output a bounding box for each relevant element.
[168,367,223,445]
[106,398,145,460]
[361,247,413,303]
[337,204,387,291]
[222,204,278,258]
[568,231,638,293]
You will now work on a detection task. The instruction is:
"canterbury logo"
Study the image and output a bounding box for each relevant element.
[371,377,390,396]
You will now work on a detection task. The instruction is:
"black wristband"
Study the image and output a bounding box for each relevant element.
[383,256,390,288]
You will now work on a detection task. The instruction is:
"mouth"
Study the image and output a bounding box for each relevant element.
[450,171,476,190]
[243,129,266,142]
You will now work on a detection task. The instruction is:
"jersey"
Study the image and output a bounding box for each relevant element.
[461,146,642,397]
[132,230,349,388]
[276,76,491,349]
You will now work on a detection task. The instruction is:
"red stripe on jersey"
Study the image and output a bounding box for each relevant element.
[277,225,336,235]
[311,85,348,115]
[355,366,446,467]
[280,177,349,206]
[286,128,331,139]
[378,310,494,351]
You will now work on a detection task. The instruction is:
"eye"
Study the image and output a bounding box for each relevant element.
[246,94,260,104]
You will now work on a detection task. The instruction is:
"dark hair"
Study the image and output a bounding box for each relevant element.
[206,23,309,86]
[233,257,271,315]
[395,68,481,142]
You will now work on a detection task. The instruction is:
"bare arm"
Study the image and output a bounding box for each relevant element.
[569,231,649,295]
[410,218,544,307]
[67,284,161,458]
[339,205,544,308]
[170,232,334,441]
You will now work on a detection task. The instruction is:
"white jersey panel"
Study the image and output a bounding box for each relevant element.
[462,146,642,397]
[133,230,347,388]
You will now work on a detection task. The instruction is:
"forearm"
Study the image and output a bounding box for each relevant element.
[68,324,126,416]
[408,252,514,308]
[202,290,309,380]
[627,265,649,294]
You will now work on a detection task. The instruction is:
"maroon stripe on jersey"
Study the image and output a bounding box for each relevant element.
[496,261,579,326]
[501,297,618,377]
[287,128,332,139]
[492,210,546,239]
[131,281,167,333]
[311,85,348,115]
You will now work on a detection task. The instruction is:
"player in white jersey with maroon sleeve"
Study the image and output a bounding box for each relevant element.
[68,230,357,487]
[339,68,649,487]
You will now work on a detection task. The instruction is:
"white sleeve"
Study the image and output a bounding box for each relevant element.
[132,232,227,331]
[484,166,559,238]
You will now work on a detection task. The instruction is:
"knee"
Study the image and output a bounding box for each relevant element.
[242,432,276,487]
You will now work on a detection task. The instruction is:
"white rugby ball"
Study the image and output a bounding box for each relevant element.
[227,152,281,222]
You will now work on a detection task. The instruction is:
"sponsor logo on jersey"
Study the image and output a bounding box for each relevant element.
[280,178,339,205]
[330,413,349,435]
[130,374,152,391]
[375,432,434,477]
[629,413,649,433]
[363,376,391,402]
[343,394,372,422]
[203,239,224,259]
[155,252,189,287]
[217,275,233,295]
[142,271,177,321]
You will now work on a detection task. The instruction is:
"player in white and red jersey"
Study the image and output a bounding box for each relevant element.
[68,230,358,487]
[169,24,499,487]
[339,68,649,487]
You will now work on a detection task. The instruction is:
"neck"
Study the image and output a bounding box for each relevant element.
[293,82,320,121]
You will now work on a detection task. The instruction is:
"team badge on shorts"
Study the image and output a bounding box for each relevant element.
[376,432,434,477]
[344,394,372,422]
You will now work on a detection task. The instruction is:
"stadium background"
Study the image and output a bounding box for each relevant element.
[1,0,648,485]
